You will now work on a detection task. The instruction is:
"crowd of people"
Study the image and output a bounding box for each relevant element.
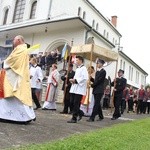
[35,49,61,76]
[0,35,149,125]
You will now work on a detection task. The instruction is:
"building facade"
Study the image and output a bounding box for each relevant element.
[118,51,148,88]
[0,0,148,88]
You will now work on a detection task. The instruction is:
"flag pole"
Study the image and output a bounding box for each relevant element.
[62,39,74,106]
[86,44,94,113]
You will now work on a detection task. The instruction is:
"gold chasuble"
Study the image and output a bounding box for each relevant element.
[4,44,32,106]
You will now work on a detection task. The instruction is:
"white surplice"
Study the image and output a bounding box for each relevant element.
[42,69,60,110]
[70,65,88,96]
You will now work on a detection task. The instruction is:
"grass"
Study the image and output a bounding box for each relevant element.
[13,118,150,150]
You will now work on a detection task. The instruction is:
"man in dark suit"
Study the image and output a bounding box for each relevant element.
[111,69,127,120]
[40,52,47,70]
[60,64,75,114]
[87,59,106,122]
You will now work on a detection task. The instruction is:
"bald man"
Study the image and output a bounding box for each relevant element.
[0,35,36,124]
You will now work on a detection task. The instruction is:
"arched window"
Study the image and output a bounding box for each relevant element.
[96,23,99,31]
[13,0,26,23]
[30,1,37,19]
[3,8,9,25]
[78,7,81,16]
[83,11,86,20]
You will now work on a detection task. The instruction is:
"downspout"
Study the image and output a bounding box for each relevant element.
[47,0,53,19]
[85,28,92,44]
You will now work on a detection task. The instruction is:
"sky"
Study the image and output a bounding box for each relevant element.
[89,0,150,83]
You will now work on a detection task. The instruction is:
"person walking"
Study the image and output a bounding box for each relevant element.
[30,57,43,110]
[80,66,95,116]
[87,59,106,122]
[60,64,75,114]
[145,87,150,114]
[0,35,36,124]
[103,85,111,110]
[67,56,88,123]
[42,63,60,110]
[137,85,145,114]
[111,69,127,120]
[127,86,134,113]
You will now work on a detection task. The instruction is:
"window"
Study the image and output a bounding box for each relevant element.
[5,39,13,45]
[106,32,109,39]
[96,23,99,31]
[92,20,95,28]
[129,66,131,80]
[131,67,133,81]
[115,40,117,45]
[103,30,106,37]
[136,71,139,84]
[141,75,145,85]
[113,38,115,44]
[123,61,125,70]
[120,59,122,69]
[3,8,9,25]
[30,1,37,19]
[78,7,81,16]
[13,0,26,23]
[83,11,86,20]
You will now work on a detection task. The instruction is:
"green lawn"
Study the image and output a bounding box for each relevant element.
[14,118,150,150]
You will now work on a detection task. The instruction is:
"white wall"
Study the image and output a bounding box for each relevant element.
[0,0,120,51]
[23,27,85,52]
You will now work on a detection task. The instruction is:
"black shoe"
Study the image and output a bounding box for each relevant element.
[42,107,49,110]
[67,119,77,123]
[33,118,36,121]
[86,118,94,122]
[111,117,117,120]
[97,118,104,121]
[60,112,68,114]
[49,109,56,111]
[78,116,82,121]
[78,113,84,121]
[34,106,41,110]
[68,111,73,114]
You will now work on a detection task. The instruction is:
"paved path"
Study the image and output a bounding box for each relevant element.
[0,104,149,150]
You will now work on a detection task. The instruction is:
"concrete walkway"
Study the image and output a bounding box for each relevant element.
[0,104,149,150]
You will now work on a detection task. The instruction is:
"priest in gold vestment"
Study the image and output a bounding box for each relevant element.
[0,35,35,124]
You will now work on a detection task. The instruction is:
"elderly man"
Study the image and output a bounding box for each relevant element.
[0,35,36,124]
